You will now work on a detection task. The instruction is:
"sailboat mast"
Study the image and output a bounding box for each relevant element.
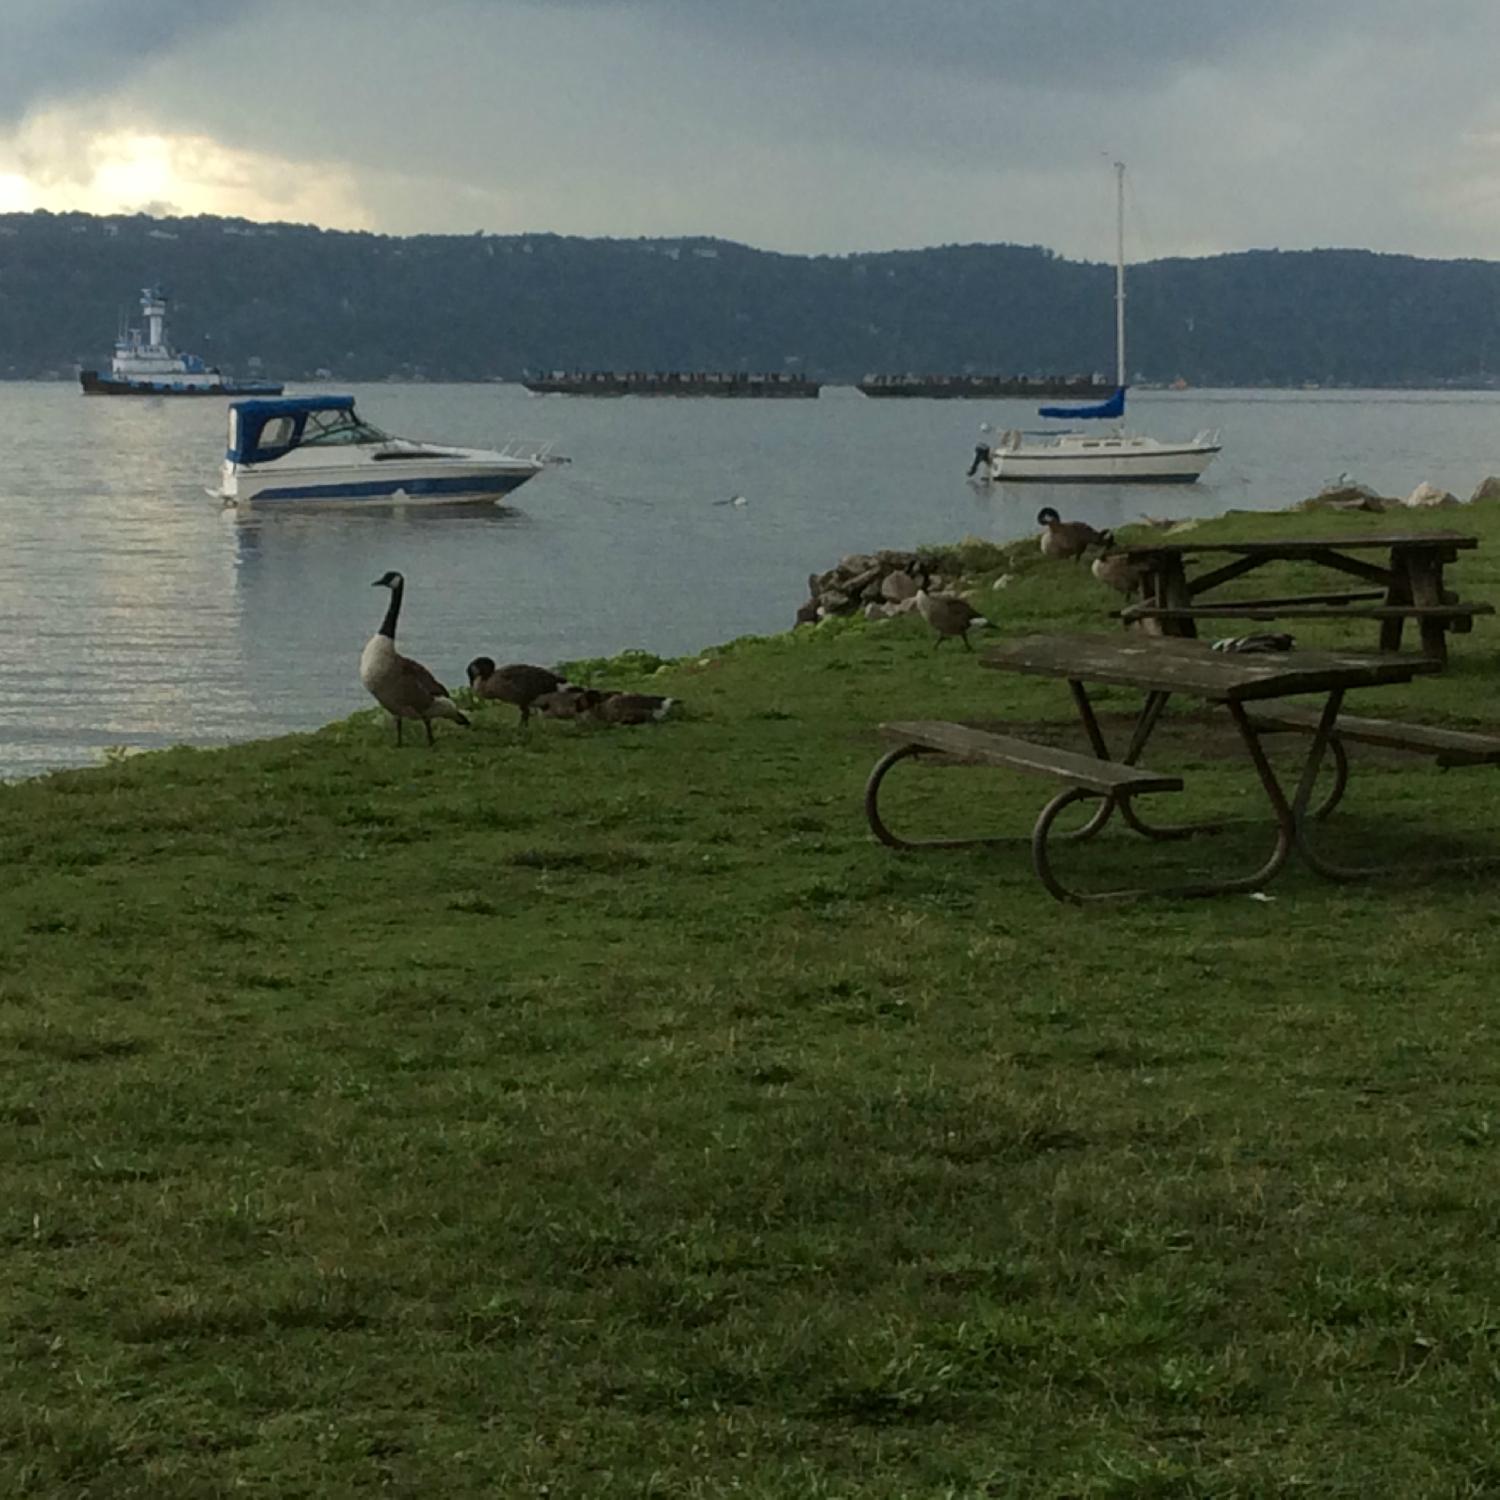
[1114,160,1126,391]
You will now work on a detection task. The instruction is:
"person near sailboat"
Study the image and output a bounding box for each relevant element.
[971,162,1220,485]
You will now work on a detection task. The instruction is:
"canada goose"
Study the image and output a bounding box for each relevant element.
[1037,507,1113,561]
[533,687,594,719]
[1091,548,1148,597]
[914,587,990,651]
[466,657,570,728]
[589,691,678,725]
[360,571,471,746]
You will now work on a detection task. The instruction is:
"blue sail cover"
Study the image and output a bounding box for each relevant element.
[1037,386,1126,421]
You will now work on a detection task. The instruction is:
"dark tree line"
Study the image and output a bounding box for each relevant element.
[2,208,1498,387]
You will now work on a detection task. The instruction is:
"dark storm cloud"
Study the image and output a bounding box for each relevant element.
[494,0,1401,89]
[0,0,259,124]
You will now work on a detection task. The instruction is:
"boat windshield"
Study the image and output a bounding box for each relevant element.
[298,407,392,447]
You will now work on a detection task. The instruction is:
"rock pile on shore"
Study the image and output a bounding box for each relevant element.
[1300,476,1500,512]
[795,550,970,626]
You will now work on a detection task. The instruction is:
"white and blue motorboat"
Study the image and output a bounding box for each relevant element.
[80,286,283,396]
[216,395,554,507]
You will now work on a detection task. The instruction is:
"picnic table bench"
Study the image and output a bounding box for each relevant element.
[1115,531,1493,663]
[866,633,1500,903]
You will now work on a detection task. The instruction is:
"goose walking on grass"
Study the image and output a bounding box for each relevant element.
[360,571,471,746]
[1037,507,1113,562]
[466,657,570,729]
[914,587,990,651]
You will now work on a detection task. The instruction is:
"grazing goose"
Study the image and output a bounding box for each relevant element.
[1037,506,1113,561]
[589,691,678,725]
[914,587,990,651]
[466,657,570,728]
[360,571,470,746]
[1091,548,1148,597]
[533,687,594,720]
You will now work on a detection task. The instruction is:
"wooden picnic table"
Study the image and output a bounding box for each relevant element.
[866,633,1500,902]
[1115,530,1492,663]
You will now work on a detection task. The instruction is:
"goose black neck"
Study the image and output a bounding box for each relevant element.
[379,579,403,639]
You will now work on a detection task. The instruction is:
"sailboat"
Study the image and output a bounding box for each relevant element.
[973,162,1220,484]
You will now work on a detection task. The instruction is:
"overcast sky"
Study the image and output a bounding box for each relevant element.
[3,0,1499,263]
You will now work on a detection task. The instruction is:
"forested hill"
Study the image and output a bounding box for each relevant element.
[3,208,1500,388]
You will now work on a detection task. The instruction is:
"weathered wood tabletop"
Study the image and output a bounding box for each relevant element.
[981,633,1441,701]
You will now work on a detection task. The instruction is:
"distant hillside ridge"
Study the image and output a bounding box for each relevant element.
[4,208,1500,388]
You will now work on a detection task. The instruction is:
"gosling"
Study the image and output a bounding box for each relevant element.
[589,691,678,724]
[466,657,571,728]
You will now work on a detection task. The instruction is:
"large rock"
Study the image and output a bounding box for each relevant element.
[1299,482,1387,512]
[881,569,917,602]
[1402,481,1458,508]
[1471,476,1500,504]
[843,563,884,599]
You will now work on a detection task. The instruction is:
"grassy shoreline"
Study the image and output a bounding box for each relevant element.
[6,506,1500,1496]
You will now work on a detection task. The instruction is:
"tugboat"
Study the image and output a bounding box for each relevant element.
[79,287,283,396]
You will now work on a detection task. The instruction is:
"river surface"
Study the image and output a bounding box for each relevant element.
[2,380,1498,778]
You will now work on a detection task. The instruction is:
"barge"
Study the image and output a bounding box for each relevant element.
[523,370,820,398]
[857,373,1113,399]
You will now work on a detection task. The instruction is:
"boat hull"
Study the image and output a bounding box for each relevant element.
[81,370,284,397]
[222,457,542,506]
[987,435,1220,484]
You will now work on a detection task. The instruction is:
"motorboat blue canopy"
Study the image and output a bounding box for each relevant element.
[1037,386,1126,421]
[227,395,356,463]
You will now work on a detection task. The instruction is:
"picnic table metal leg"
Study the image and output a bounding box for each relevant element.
[1069,682,1225,842]
[1029,694,1355,903]
[1285,689,1345,823]
[864,743,1112,851]
[1252,687,1500,882]
[1030,786,1292,904]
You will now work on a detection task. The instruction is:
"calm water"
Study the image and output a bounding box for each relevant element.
[2,381,1498,778]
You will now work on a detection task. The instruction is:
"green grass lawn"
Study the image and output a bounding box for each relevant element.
[6,506,1500,1496]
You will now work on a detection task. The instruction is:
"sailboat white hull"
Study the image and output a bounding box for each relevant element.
[988,429,1221,484]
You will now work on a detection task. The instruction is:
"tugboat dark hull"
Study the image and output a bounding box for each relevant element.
[80,370,285,397]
